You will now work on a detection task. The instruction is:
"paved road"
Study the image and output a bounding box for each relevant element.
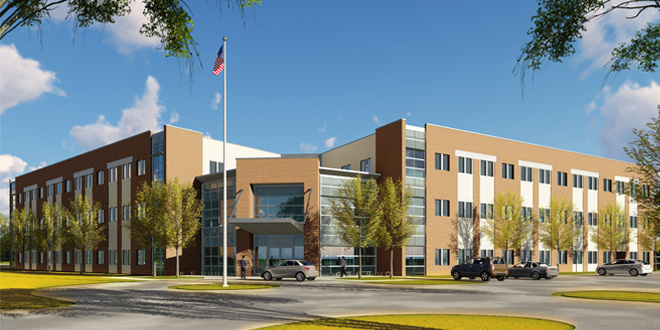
[2,274,659,330]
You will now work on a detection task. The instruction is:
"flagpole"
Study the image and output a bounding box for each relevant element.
[222,36,228,287]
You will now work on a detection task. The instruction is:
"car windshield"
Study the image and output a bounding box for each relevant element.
[492,258,504,264]
[301,261,312,266]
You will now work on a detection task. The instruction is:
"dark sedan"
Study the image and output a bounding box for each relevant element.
[507,261,558,280]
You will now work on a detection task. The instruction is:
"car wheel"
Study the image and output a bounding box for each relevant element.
[598,268,606,276]
[263,272,272,281]
[480,272,491,282]
[308,277,316,281]
[452,270,462,280]
[531,272,540,280]
[630,268,638,277]
[295,272,306,282]
[497,276,505,281]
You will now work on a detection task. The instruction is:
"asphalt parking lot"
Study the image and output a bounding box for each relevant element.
[2,273,659,330]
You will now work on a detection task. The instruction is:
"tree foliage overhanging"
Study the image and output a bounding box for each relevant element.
[516,0,660,83]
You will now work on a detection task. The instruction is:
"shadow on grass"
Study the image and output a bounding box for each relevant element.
[1,289,74,310]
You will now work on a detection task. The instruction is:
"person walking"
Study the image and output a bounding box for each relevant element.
[240,256,248,279]
[340,256,347,277]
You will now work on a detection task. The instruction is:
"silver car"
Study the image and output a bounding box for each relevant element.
[261,259,318,281]
[596,259,652,276]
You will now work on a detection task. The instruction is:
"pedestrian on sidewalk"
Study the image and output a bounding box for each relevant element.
[240,256,248,279]
[340,256,347,277]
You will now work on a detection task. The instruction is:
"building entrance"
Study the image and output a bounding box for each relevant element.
[254,234,304,275]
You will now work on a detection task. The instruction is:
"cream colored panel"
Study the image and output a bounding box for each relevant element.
[202,138,280,174]
[320,134,376,170]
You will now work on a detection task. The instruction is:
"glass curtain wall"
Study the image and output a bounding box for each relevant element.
[405,128,426,275]
[319,174,377,276]
[201,177,237,275]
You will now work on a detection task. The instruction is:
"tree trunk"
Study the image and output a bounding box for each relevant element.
[176,244,180,279]
[152,239,157,278]
[358,241,362,279]
[389,248,393,279]
[81,249,85,275]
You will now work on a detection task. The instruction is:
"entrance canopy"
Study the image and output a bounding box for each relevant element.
[229,218,304,235]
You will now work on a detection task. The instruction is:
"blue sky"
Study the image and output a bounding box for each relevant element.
[1,1,659,215]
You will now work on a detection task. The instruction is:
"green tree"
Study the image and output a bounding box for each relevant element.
[0,0,261,75]
[482,191,531,265]
[8,208,31,269]
[36,201,64,272]
[0,213,10,262]
[129,181,168,277]
[538,198,576,267]
[375,177,414,279]
[516,1,660,83]
[624,112,660,270]
[590,202,628,259]
[329,176,381,279]
[66,194,105,274]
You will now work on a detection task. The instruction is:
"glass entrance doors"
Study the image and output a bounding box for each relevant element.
[254,235,304,275]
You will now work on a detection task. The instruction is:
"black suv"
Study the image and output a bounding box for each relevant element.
[450,257,508,281]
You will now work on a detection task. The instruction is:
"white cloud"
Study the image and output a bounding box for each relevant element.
[593,81,660,159]
[70,76,165,151]
[300,143,318,153]
[211,92,222,110]
[0,154,28,216]
[106,0,160,55]
[319,123,327,134]
[0,44,65,114]
[406,112,411,117]
[169,111,180,124]
[372,116,381,125]
[577,1,660,77]
[325,137,337,148]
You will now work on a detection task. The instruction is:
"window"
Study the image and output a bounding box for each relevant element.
[40,251,44,263]
[405,148,425,178]
[56,251,62,264]
[18,192,21,204]
[588,251,598,264]
[642,184,650,197]
[97,251,105,265]
[480,203,494,219]
[502,250,514,264]
[480,249,494,258]
[603,178,612,192]
[98,209,104,223]
[75,176,83,190]
[458,157,472,174]
[629,251,638,260]
[122,205,131,221]
[630,216,638,228]
[588,212,598,226]
[137,159,146,176]
[572,174,583,188]
[109,167,118,183]
[616,181,626,194]
[435,153,450,171]
[66,179,72,192]
[559,251,567,264]
[502,163,514,179]
[572,251,583,264]
[210,160,218,174]
[539,208,550,223]
[458,201,473,218]
[435,249,449,265]
[137,250,146,265]
[86,173,93,188]
[360,158,372,172]
[66,251,71,264]
[557,171,568,186]
[122,250,131,265]
[97,170,104,185]
[480,160,494,177]
[48,184,53,197]
[539,250,551,264]
[574,211,583,225]
[341,164,351,170]
[521,166,533,182]
[435,199,450,217]
[109,250,117,265]
[642,252,650,264]
[539,169,551,184]
[109,207,117,222]
[153,155,164,182]
[458,249,473,263]
[603,251,612,264]
[122,163,131,179]
[588,176,598,190]
[56,182,61,195]
[38,187,44,199]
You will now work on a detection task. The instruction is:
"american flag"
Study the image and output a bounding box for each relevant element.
[212,46,225,75]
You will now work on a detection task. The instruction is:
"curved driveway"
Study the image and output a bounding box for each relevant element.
[2,274,659,330]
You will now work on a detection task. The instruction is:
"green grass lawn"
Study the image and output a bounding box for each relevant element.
[0,271,135,310]
[169,283,278,290]
[256,314,574,330]
[553,291,660,303]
